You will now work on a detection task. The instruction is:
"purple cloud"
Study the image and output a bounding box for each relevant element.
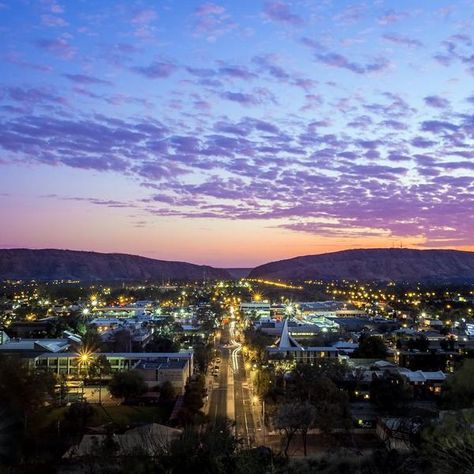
[131,61,177,79]
[193,2,237,41]
[383,33,423,48]
[35,38,75,59]
[424,95,450,108]
[314,52,390,74]
[421,120,459,133]
[217,63,257,80]
[263,1,303,26]
[63,74,112,85]
[377,10,410,25]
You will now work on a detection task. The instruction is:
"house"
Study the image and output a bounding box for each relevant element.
[64,423,182,459]
[376,417,422,451]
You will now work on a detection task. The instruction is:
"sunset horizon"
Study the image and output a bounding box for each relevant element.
[1,0,473,268]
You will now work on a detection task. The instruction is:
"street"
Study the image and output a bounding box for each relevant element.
[207,324,257,447]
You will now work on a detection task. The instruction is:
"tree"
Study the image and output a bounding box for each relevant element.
[146,335,178,353]
[159,380,176,403]
[166,417,238,473]
[407,335,430,352]
[0,355,56,428]
[81,326,102,351]
[88,354,112,380]
[289,361,349,401]
[422,411,474,474]
[64,401,94,432]
[89,355,112,404]
[254,367,272,398]
[194,342,212,373]
[311,377,351,434]
[352,335,388,359]
[441,359,474,409]
[275,402,316,458]
[370,372,413,414]
[113,328,133,352]
[298,401,317,456]
[108,370,146,400]
[56,373,69,405]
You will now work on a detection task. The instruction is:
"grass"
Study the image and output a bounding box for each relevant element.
[37,404,168,430]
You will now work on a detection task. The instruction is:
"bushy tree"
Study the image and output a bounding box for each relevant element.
[370,372,413,414]
[108,370,146,400]
[64,401,94,432]
[0,355,56,423]
[352,335,388,359]
[407,334,430,352]
[159,380,176,403]
[422,411,474,474]
[276,402,316,458]
[441,360,474,409]
[88,354,112,379]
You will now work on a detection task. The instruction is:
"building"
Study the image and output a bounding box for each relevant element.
[376,418,422,451]
[240,301,271,316]
[266,319,339,364]
[33,351,194,379]
[136,359,190,393]
[0,331,81,357]
[64,423,182,460]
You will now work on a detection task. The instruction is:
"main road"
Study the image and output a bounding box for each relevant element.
[207,324,256,446]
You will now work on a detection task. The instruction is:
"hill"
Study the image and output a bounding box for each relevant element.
[0,249,230,281]
[249,248,474,283]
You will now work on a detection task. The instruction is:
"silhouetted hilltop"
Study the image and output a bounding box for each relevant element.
[249,248,474,283]
[0,249,230,281]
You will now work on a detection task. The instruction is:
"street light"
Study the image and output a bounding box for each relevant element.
[77,349,93,369]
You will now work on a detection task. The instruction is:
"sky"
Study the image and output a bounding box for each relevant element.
[0,0,473,267]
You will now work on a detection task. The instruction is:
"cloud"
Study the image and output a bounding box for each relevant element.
[424,95,450,108]
[377,10,410,25]
[252,54,290,80]
[63,74,112,85]
[217,63,257,80]
[35,37,75,59]
[193,2,237,42]
[314,52,390,74]
[1,86,67,109]
[131,61,177,78]
[421,120,459,133]
[131,8,157,25]
[41,14,68,27]
[383,33,423,48]
[263,1,303,26]
[220,88,276,106]
[434,34,474,75]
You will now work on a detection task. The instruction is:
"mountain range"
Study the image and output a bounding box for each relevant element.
[1,248,474,283]
[249,248,474,283]
[0,249,230,281]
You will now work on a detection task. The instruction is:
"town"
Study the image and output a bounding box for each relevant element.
[1,276,473,472]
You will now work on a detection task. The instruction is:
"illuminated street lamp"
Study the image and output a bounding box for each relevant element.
[77,349,93,372]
